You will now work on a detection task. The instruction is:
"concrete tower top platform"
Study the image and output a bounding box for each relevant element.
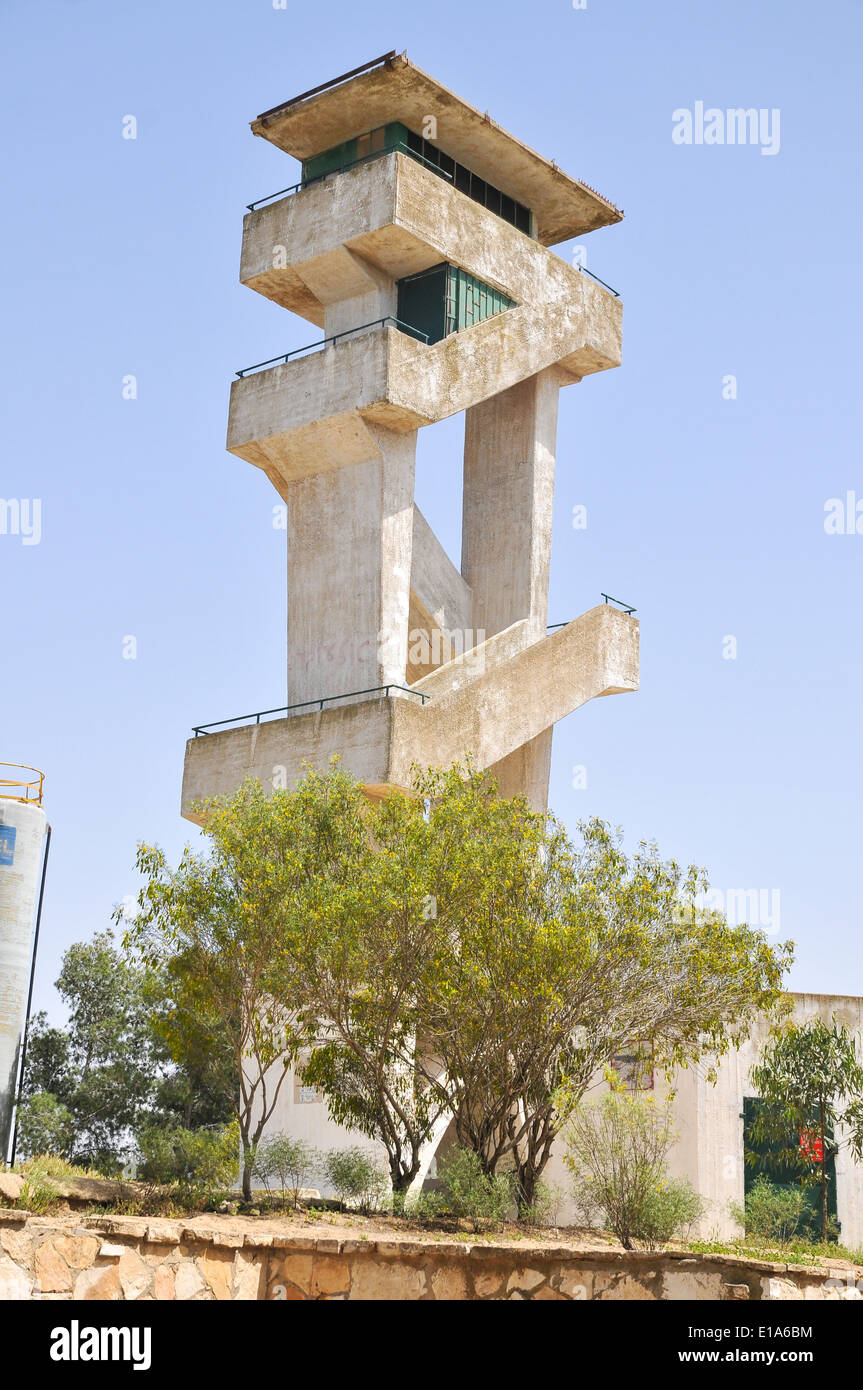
[251,51,623,246]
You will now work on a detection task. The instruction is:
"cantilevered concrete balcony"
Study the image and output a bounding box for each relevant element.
[181,603,639,821]
[250,53,622,248]
[239,150,619,334]
[228,288,620,489]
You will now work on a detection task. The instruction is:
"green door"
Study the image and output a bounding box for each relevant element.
[742,1096,838,1241]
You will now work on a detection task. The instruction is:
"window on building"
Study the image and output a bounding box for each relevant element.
[301,123,534,237]
[293,1053,320,1104]
[397,262,515,345]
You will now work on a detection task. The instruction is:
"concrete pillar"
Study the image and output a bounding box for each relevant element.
[286,425,416,706]
[462,368,561,807]
[462,368,561,642]
[487,730,553,812]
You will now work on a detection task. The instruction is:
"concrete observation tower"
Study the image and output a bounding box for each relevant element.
[182,51,638,819]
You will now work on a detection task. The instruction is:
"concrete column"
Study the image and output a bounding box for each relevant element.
[286,425,416,707]
[462,367,561,642]
[487,730,553,812]
[462,368,561,807]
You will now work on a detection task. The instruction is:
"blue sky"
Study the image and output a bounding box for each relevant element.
[2,0,861,1018]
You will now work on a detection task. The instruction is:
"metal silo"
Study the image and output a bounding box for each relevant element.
[0,764,49,1161]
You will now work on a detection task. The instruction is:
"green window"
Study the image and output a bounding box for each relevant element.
[397,263,515,345]
[302,124,533,237]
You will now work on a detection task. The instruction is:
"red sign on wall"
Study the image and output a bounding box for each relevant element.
[798,1127,823,1162]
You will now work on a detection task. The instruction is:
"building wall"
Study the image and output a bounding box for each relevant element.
[253,993,863,1243]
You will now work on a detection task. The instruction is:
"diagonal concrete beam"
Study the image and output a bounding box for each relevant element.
[181,605,638,820]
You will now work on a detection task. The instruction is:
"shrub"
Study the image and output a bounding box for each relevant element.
[519,1180,566,1228]
[252,1134,318,1207]
[637,1178,703,1247]
[13,1153,111,1213]
[730,1176,808,1244]
[565,1091,690,1249]
[322,1146,389,1213]
[136,1120,239,1197]
[436,1148,514,1229]
[393,1187,446,1222]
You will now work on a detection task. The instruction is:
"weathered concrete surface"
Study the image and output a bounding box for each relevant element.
[251,53,622,247]
[241,151,620,328]
[231,153,621,492]
[410,505,472,641]
[463,368,561,643]
[2,1209,858,1300]
[285,425,416,705]
[228,291,618,490]
[181,606,638,817]
[195,62,633,827]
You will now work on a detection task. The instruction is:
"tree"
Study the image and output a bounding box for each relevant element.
[15,1092,75,1161]
[19,931,234,1171]
[749,1016,863,1242]
[294,771,453,1193]
[121,764,792,1215]
[19,932,166,1171]
[414,791,792,1213]
[124,778,331,1199]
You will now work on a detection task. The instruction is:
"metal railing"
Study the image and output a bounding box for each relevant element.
[575,263,620,297]
[601,593,637,615]
[256,51,398,125]
[247,142,455,212]
[236,316,428,379]
[548,594,637,628]
[0,762,44,805]
[192,684,431,737]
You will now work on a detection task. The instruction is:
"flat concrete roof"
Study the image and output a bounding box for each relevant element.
[251,52,623,245]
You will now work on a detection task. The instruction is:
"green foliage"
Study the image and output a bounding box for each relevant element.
[136,1120,239,1194]
[691,1236,863,1267]
[19,933,164,1172]
[15,1171,57,1214]
[19,930,234,1175]
[436,1147,514,1229]
[519,1180,566,1228]
[410,778,792,1212]
[322,1146,389,1213]
[13,1154,106,1214]
[15,1093,74,1162]
[749,1016,863,1241]
[394,1187,446,1222]
[730,1176,808,1245]
[252,1134,318,1206]
[123,777,329,1196]
[565,1091,693,1250]
[637,1178,703,1246]
[286,766,453,1194]
[107,762,791,1214]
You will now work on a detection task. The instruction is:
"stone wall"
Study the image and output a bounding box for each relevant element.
[1,1210,861,1300]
